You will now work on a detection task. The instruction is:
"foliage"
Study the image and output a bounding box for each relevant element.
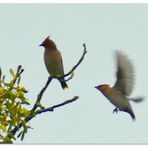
[0,43,86,143]
[0,66,30,143]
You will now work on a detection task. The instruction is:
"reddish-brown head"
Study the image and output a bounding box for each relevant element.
[39,36,57,50]
[95,84,110,92]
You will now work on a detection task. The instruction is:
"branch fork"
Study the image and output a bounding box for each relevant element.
[9,43,87,140]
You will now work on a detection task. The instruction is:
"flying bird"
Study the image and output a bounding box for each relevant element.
[95,51,144,120]
[40,36,68,90]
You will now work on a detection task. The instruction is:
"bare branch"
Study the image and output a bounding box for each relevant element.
[36,96,79,114]
[64,43,87,77]
[10,96,79,137]
[64,73,74,82]
[60,43,87,80]
[31,77,52,111]
[30,43,86,112]
[8,43,86,141]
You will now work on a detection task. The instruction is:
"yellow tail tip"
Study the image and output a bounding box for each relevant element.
[64,86,68,90]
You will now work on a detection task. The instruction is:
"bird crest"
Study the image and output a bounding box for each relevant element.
[40,36,57,49]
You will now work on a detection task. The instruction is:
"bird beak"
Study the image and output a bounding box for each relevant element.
[94,86,100,90]
[94,86,98,89]
[39,44,43,46]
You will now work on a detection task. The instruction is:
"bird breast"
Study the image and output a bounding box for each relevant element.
[44,49,64,77]
[102,88,130,109]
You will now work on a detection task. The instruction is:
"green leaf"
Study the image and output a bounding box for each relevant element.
[21,126,28,141]
[8,132,16,140]
[6,100,14,110]
[3,137,13,143]
[4,82,12,88]
[20,87,28,93]
[70,71,74,77]
[9,120,17,127]
[9,68,14,77]
[17,131,23,138]
[21,131,25,141]
[0,134,3,140]
[35,102,45,109]
[9,91,16,99]
[0,124,7,132]
[17,76,21,86]
[17,92,24,99]
[21,100,30,105]
[2,75,5,81]
[17,65,22,74]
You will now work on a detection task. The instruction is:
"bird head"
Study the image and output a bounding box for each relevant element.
[39,36,57,50]
[40,36,50,47]
[95,84,110,92]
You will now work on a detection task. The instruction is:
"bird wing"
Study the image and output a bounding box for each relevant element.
[113,51,135,96]
[60,57,65,76]
[53,50,65,77]
[44,49,65,77]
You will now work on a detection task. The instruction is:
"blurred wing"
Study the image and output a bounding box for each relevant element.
[113,51,135,96]
[129,97,144,103]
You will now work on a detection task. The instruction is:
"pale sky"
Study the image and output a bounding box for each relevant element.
[0,4,148,144]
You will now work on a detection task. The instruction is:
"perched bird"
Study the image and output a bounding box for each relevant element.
[40,36,68,90]
[95,51,144,120]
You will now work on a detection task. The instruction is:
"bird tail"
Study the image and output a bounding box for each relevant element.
[129,96,144,103]
[128,109,136,121]
[122,108,136,121]
[60,79,68,90]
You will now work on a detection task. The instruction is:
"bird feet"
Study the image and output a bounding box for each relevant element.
[113,108,119,114]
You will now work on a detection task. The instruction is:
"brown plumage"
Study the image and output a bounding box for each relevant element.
[95,51,144,120]
[40,36,68,90]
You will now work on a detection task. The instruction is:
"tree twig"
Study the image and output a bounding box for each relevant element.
[31,77,52,111]
[64,74,74,82]
[36,96,79,114]
[10,96,79,136]
[12,65,24,85]
[63,43,87,78]
[58,43,87,82]
[9,43,87,140]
